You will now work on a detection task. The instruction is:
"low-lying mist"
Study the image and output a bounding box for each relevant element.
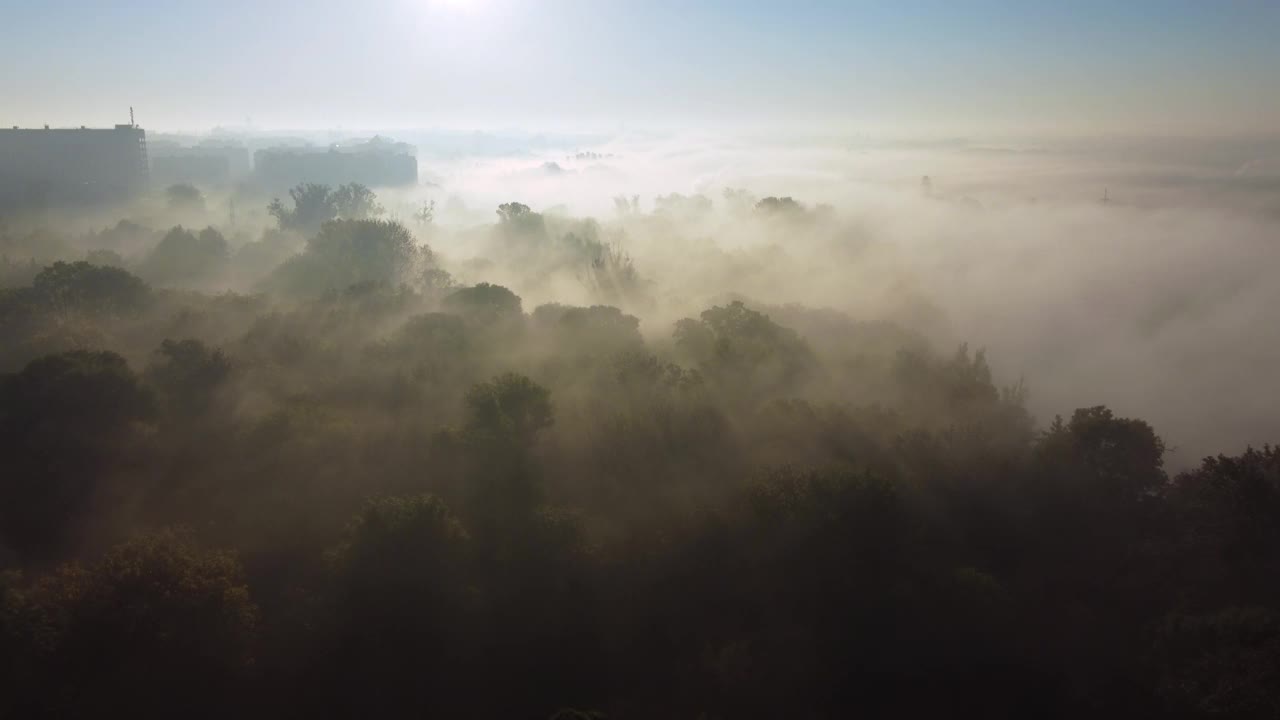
[4,130,1280,717]
[412,132,1280,467]
[9,133,1276,465]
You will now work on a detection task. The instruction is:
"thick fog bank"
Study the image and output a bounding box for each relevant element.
[4,132,1278,466]
[406,134,1280,466]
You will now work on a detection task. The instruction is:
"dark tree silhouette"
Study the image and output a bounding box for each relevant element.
[165,183,206,213]
[268,219,444,297]
[268,183,338,234]
[140,225,230,288]
[332,183,384,220]
[30,260,151,317]
[146,338,232,416]
[1,531,257,718]
[0,350,154,561]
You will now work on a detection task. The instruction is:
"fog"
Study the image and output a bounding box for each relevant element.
[427,137,1270,463]
[8,0,1280,711]
[17,131,1277,465]
[4,124,1280,715]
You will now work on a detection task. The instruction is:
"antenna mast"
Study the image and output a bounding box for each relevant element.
[130,107,135,128]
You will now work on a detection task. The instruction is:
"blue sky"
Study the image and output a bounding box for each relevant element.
[3,0,1277,135]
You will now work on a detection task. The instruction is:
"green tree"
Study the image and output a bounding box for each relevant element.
[268,219,445,296]
[321,495,475,716]
[165,183,206,213]
[1037,405,1167,505]
[0,351,154,561]
[1164,445,1280,606]
[146,338,232,417]
[674,301,816,399]
[268,183,338,234]
[4,531,257,718]
[332,182,385,219]
[465,372,554,448]
[754,196,804,215]
[497,201,533,223]
[455,373,555,525]
[653,192,712,217]
[139,225,230,288]
[1154,608,1280,716]
[444,282,524,325]
[414,198,437,228]
[531,303,643,357]
[496,201,548,241]
[30,261,151,317]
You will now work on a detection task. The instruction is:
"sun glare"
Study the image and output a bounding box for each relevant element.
[434,0,483,11]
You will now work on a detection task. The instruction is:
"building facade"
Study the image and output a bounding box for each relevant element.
[253,137,418,189]
[0,125,149,212]
[150,145,251,188]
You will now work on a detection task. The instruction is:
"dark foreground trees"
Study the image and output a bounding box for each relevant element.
[0,250,1278,718]
[0,351,154,561]
[267,219,448,297]
[268,182,385,236]
[1,531,257,719]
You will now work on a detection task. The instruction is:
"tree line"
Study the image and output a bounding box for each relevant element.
[0,187,1277,718]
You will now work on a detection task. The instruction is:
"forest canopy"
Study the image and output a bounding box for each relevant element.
[0,182,1277,719]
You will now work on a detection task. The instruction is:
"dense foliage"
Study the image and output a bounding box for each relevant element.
[0,190,1277,718]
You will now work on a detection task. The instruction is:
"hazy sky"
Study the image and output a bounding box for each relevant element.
[4,0,1278,135]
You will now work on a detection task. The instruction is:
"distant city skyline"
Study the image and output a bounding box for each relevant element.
[4,0,1279,136]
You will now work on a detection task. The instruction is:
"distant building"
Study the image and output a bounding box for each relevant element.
[151,154,232,187]
[0,124,149,212]
[253,136,418,189]
[149,145,251,187]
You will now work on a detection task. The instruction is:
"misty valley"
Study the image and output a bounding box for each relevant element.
[1,166,1278,718]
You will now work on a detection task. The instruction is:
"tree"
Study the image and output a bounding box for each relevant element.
[30,261,151,317]
[139,225,230,288]
[444,282,524,321]
[232,227,306,286]
[4,531,257,718]
[465,373,554,448]
[450,373,556,524]
[89,219,154,254]
[560,229,644,305]
[496,202,547,240]
[613,195,640,217]
[165,183,205,213]
[723,187,757,215]
[653,193,712,217]
[389,312,469,356]
[268,183,338,234]
[674,301,817,399]
[889,343,1031,441]
[497,202,533,223]
[330,495,470,602]
[1037,405,1167,505]
[146,338,232,417]
[333,183,385,220]
[1153,608,1280,716]
[84,248,125,267]
[321,495,475,715]
[0,351,154,561]
[1026,406,1169,674]
[755,196,805,215]
[531,303,643,357]
[267,219,444,297]
[414,198,437,228]
[1164,445,1280,606]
